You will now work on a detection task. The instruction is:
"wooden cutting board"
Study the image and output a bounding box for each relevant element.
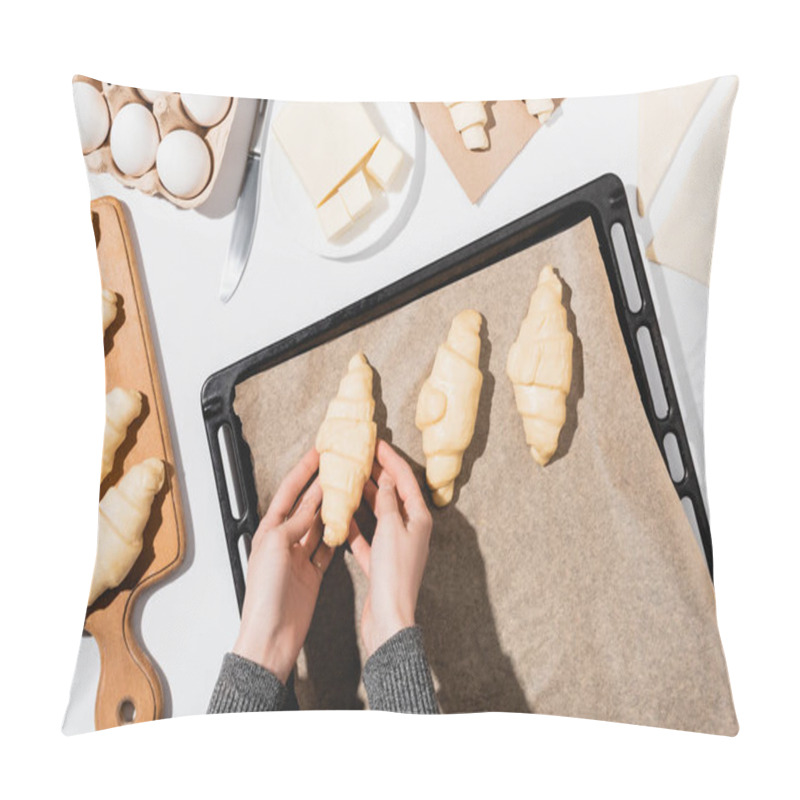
[83,196,186,730]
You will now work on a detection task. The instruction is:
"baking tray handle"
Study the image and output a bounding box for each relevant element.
[597,182,713,577]
[202,374,258,609]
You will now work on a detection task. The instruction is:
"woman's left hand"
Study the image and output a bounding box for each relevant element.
[232,448,333,684]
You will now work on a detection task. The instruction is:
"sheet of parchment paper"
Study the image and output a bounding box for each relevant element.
[414,101,548,203]
[233,219,737,734]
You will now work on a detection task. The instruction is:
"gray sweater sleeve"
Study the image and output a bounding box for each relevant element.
[363,626,439,714]
[207,653,288,714]
[207,626,438,715]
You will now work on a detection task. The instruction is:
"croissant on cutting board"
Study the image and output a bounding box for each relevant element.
[102,289,118,332]
[316,353,377,547]
[101,388,142,481]
[506,265,573,465]
[416,309,483,506]
[89,458,164,605]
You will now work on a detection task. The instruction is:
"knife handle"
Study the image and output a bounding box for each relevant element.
[249,98,268,155]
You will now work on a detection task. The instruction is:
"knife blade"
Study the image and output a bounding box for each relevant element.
[219,98,268,303]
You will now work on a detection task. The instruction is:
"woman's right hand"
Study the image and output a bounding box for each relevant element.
[348,439,433,658]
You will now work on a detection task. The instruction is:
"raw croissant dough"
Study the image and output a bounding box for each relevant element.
[416,310,483,506]
[446,102,489,151]
[523,98,555,124]
[102,288,118,332]
[316,353,377,547]
[101,388,142,481]
[506,265,573,465]
[89,457,165,605]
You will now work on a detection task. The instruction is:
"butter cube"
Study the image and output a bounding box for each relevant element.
[366,138,403,190]
[317,192,353,240]
[272,102,380,206]
[338,170,373,219]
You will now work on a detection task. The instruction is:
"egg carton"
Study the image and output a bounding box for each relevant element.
[74,76,238,210]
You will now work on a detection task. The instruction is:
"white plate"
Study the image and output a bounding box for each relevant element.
[266,101,421,260]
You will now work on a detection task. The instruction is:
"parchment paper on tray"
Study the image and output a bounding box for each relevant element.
[414,100,559,203]
[234,219,737,734]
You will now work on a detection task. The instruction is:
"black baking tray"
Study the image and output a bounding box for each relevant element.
[202,173,713,612]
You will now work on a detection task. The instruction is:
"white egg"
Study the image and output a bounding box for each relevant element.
[180,93,232,127]
[110,103,160,177]
[138,88,167,104]
[156,130,212,199]
[73,82,109,154]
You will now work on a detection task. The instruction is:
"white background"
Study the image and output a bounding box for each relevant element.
[1,0,797,796]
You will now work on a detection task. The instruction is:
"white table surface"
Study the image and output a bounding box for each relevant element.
[63,93,711,733]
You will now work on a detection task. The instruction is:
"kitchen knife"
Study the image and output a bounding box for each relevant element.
[219,98,268,302]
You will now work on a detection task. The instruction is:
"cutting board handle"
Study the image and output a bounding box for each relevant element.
[91,613,163,730]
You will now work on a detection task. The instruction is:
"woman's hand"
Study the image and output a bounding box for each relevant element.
[348,439,433,658]
[232,448,333,684]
